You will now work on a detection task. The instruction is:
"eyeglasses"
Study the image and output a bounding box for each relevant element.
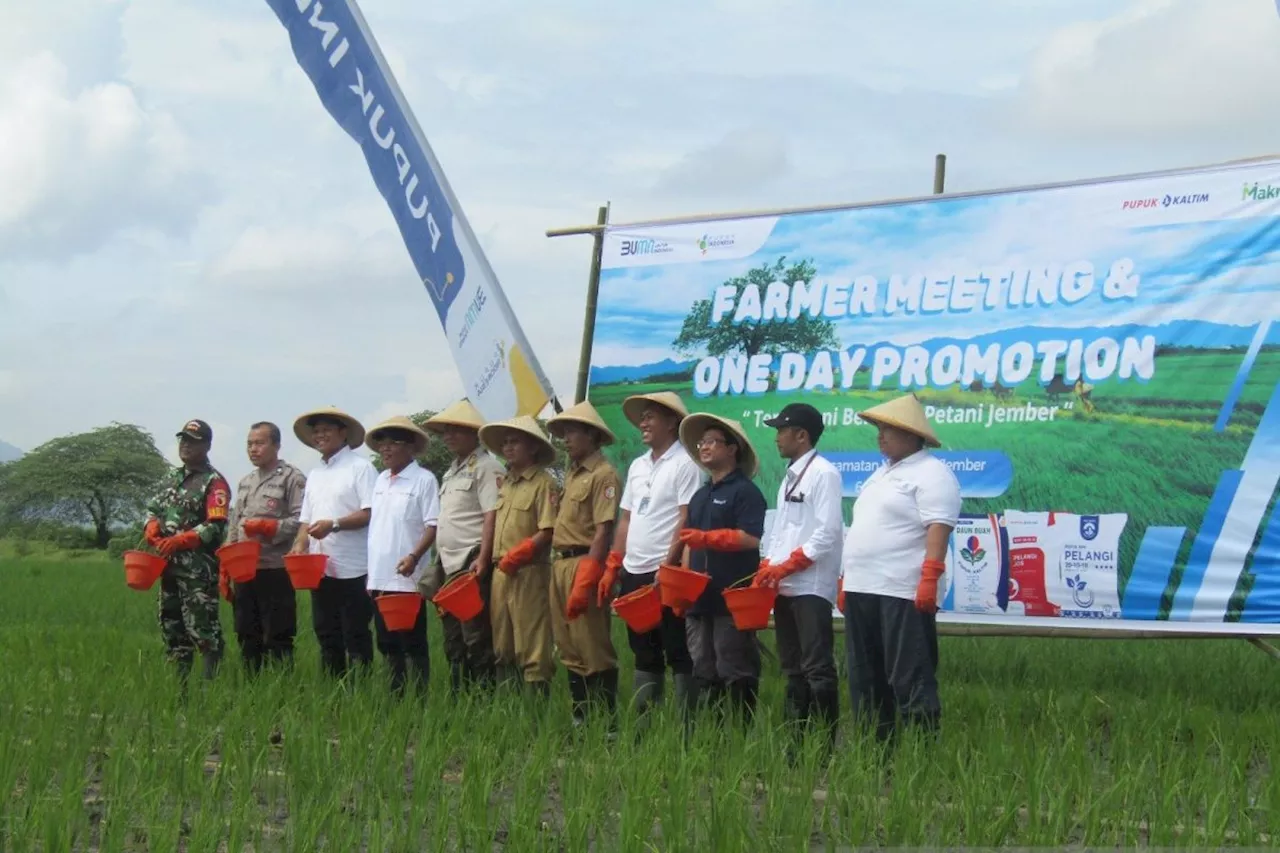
[696,438,727,448]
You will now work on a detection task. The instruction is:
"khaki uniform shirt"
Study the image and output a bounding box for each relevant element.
[436,449,504,575]
[226,460,307,568]
[552,451,620,551]
[494,466,558,563]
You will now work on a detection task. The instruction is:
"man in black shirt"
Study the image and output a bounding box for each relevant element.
[676,413,767,724]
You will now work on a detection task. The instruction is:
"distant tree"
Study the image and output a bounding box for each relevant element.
[0,423,169,548]
[672,256,840,360]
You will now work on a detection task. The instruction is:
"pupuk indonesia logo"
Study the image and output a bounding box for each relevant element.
[696,233,735,255]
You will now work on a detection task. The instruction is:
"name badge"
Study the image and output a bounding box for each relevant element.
[637,497,650,516]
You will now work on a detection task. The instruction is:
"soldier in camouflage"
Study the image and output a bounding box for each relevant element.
[143,419,232,683]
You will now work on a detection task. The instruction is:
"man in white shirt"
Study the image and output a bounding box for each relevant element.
[604,391,703,716]
[757,402,844,757]
[365,416,440,696]
[842,394,961,742]
[289,406,379,680]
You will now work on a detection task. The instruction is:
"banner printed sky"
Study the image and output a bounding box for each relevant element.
[596,179,1280,365]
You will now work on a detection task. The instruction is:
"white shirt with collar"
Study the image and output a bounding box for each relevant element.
[619,440,704,575]
[298,445,379,579]
[763,448,845,603]
[367,460,441,593]
[842,449,962,601]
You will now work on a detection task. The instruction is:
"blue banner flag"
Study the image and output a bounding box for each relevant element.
[263,0,556,418]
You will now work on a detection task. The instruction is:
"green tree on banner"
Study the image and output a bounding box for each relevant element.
[672,257,840,359]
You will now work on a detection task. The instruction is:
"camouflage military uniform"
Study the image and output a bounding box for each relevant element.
[146,464,232,664]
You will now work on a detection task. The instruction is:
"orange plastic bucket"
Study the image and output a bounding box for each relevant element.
[433,571,483,621]
[611,583,663,633]
[376,593,423,632]
[123,550,167,591]
[284,553,328,590]
[722,576,776,631]
[216,540,260,583]
[657,564,710,609]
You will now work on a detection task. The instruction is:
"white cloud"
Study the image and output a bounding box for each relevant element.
[1021,0,1280,141]
[0,51,207,259]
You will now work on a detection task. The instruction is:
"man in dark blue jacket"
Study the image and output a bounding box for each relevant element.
[676,413,767,724]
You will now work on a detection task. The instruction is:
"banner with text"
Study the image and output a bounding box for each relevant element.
[590,158,1280,633]
[264,0,555,419]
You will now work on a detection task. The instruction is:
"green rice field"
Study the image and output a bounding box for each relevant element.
[2,553,1278,849]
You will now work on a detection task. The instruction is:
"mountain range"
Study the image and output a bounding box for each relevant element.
[0,440,22,463]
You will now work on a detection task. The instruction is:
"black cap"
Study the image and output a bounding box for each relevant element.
[176,419,213,443]
[763,403,824,443]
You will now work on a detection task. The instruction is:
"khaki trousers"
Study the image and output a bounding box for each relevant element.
[549,556,617,677]
[490,561,555,683]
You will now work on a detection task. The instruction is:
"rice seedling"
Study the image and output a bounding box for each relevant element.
[2,555,1278,849]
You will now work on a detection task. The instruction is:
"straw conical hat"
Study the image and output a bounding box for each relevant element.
[622,391,688,428]
[858,394,941,448]
[478,415,556,467]
[679,413,759,478]
[546,400,615,446]
[294,406,365,450]
[424,399,485,433]
[365,415,430,455]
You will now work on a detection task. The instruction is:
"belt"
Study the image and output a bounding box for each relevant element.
[554,546,590,561]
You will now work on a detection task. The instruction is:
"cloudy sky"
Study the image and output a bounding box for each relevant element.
[2,0,1278,486]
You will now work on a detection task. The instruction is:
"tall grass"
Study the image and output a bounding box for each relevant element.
[2,556,1278,849]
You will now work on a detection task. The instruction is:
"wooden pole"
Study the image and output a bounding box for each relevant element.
[933,153,947,194]
[573,204,610,404]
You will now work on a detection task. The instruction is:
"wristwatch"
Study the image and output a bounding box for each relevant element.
[332,518,342,532]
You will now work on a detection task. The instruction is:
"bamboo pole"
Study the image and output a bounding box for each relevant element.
[572,204,609,404]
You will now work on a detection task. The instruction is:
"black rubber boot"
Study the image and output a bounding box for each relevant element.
[202,650,222,681]
[408,653,430,696]
[388,654,408,696]
[568,673,589,726]
[813,686,840,761]
[729,678,759,726]
[449,661,465,695]
[783,678,813,765]
[630,670,664,716]
[593,668,620,738]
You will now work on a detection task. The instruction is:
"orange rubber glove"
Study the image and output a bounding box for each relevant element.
[679,528,747,552]
[157,530,201,558]
[754,548,813,588]
[243,518,279,539]
[597,551,623,607]
[219,566,235,604]
[751,559,774,588]
[915,558,946,613]
[498,538,538,575]
[144,518,164,548]
[566,557,604,621]
[837,575,846,613]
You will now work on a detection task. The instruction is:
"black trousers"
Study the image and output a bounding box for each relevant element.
[844,592,941,740]
[310,575,374,677]
[372,591,430,693]
[773,594,839,736]
[441,565,496,689]
[620,569,692,675]
[233,568,297,670]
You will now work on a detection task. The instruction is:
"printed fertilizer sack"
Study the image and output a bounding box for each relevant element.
[941,513,1009,615]
[1046,512,1127,619]
[1003,510,1061,617]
